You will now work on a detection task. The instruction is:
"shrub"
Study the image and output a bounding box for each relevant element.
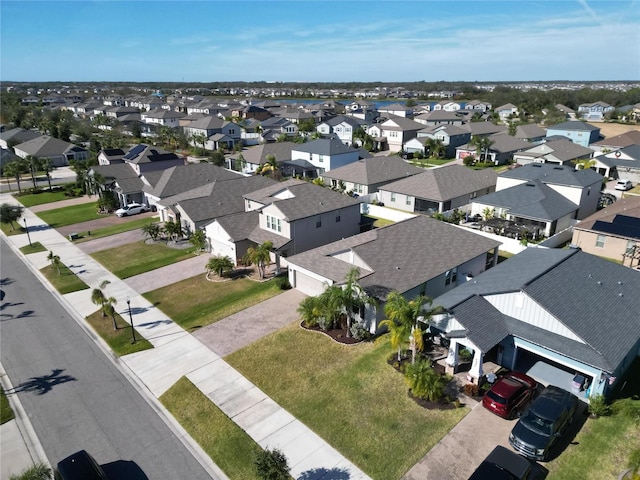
[405,359,449,402]
[588,394,611,417]
[612,397,640,425]
[458,347,473,362]
[276,276,291,290]
[462,155,475,166]
[463,383,480,397]
[349,322,371,341]
[627,447,640,479]
[255,448,290,480]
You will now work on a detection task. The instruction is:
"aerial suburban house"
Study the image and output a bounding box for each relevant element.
[555,104,577,120]
[378,164,497,215]
[286,215,501,334]
[377,103,413,118]
[571,196,640,269]
[406,124,471,158]
[429,247,640,397]
[578,101,615,121]
[494,103,519,121]
[235,141,296,175]
[592,145,640,182]
[205,179,362,268]
[590,130,640,153]
[230,104,272,121]
[140,108,185,128]
[513,123,547,143]
[455,133,531,165]
[512,138,594,166]
[115,144,184,176]
[0,127,41,149]
[464,100,493,113]
[414,110,466,127]
[290,137,361,176]
[320,155,423,198]
[464,121,508,137]
[259,116,299,142]
[546,121,601,148]
[367,115,425,152]
[13,135,89,166]
[91,163,146,207]
[316,115,368,146]
[183,116,241,150]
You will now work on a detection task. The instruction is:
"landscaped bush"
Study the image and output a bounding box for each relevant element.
[458,347,473,362]
[349,322,371,341]
[588,394,611,417]
[405,358,450,402]
[275,276,291,290]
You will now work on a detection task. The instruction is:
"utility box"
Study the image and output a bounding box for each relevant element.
[69,233,79,241]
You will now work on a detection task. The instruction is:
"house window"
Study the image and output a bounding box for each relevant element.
[354,183,364,193]
[316,219,322,228]
[596,234,605,248]
[406,195,412,205]
[336,215,341,223]
[445,267,458,286]
[319,155,324,163]
[391,192,396,202]
[266,215,281,233]
[626,241,637,254]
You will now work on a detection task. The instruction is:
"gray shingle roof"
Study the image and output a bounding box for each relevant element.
[547,121,600,132]
[123,144,181,165]
[573,196,640,240]
[288,215,501,299]
[292,138,358,156]
[321,155,423,185]
[516,139,594,162]
[380,164,497,201]
[91,163,143,195]
[0,128,41,144]
[144,163,242,198]
[464,122,507,136]
[14,135,85,157]
[477,180,579,221]
[500,163,603,187]
[241,142,295,166]
[244,179,360,221]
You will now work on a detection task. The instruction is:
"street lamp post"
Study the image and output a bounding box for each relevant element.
[23,218,32,246]
[126,297,137,344]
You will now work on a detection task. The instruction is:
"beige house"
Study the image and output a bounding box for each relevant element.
[571,196,640,269]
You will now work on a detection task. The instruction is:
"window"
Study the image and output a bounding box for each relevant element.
[319,155,324,163]
[336,215,341,223]
[391,192,396,202]
[354,183,364,193]
[229,128,235,134]
[626,241,637,254]
[445,267,458,286]
[316,219,322,228]
[266,215,281,232]
[596,235,605,248]
[406,195,412,205]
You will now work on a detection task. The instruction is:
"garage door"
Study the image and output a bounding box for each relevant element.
[209,238,236,262]
[292,270,327,296]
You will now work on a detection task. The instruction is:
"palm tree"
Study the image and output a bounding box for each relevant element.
[257,155,278,176]
[189,229,207,254]
[91,287,107,317]
[4,159,27,194]
[163,220,184,241]
[25,156,40,190]
[39,157,55,190]
[297,295,322,328]
[425,138,445,160]
[242,241,273,279]
[191,132,207,155]
[206,255,234,278]
[338,267,375,338]
[405,358,449,401]
[470,135,494,163]
[141,222,161,241]
[46,250,62,275]
[379,292,432,363]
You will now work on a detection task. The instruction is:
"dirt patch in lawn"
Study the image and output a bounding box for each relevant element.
[597,123,640,139]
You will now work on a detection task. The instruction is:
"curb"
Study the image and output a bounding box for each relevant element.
[0,363,51,471]
[1,201,228,480]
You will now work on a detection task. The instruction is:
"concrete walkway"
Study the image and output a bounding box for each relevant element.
[124,253,213,294]
[1,193,370,480]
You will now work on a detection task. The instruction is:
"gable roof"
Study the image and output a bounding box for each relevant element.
[476,179,579,221]
[514,123,547,140]
[464,122,507,136]
[185,115,227,130]
[244,179,360,221]
[287,215,501,300]
[380,164,497,201]
[591,130,640,148]
[547,121,600,132]
[91,163,144,195]
[14,135,84,157]
[433,248,640,373]
[516,138,594,162]
[0,128,41,144]
[122,144,181,165]
[321,155,423,185]
[241,142,295,165]
[499,162,603,187]
[379,115,425,131]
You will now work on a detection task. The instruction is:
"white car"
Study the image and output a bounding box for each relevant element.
[615,180,633,191]
[115,203,148,217]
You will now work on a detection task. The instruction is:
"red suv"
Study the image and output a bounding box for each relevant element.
[483,372,537,419]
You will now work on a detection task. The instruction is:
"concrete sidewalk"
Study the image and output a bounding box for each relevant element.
[1,193,371,480]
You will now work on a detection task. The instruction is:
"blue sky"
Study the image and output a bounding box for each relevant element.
[1,1,639,82]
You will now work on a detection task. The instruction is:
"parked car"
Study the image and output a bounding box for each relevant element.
[468,445,532,479]
[55,450,108,480]
[509,385,579,461]
[615,180,633,191]
[115,202,148,217]
[483,371,538,419]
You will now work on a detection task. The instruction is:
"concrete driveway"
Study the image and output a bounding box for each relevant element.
[402,403,517,480]
[194,288,307,356]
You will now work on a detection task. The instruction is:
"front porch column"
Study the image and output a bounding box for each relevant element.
[468,350,484,385]
[274,253,281,275]
[445,339,459,375]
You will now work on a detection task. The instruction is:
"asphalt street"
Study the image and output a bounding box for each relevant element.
[0,238,213,480]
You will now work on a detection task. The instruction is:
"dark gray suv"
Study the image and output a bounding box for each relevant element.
[509,385,579,461]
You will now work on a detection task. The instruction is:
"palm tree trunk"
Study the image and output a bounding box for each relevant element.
[111,313,118,330]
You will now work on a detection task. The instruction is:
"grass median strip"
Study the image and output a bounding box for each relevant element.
[36,202,102,228]
[91,241,196,279]
[1,388,15,425]
[15,189,72,207]
[20,242,47,254]
[41,263,89,294]
[226,324,468,480]
[85,310,153,356]
[143,275,283,331]
[160,376,262,480]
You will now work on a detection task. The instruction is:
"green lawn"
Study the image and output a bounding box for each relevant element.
[40,263,89,294]
[73,218,156,243]
[0,222,25,236]
[91,241,197,279]
[36,202,102,228]
[226,325,468,480]
[160,377,263,480]
[410,158,455,168]
[16,188,73,207]
[546,400,640,480]
[85,310,153,356]
[20,242,47,254]
[1,388,14,425]
[143,275,283,331]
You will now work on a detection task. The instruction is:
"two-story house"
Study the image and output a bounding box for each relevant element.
[141,108,185,129]
[405,124,471,158]
[290,138,361,176]
[546,121,601,148]
[316,115,368,146]
[183,116,241,150]
[578,101,615,121]
[367,115,425,152]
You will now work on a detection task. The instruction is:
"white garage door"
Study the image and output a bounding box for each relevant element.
[292,270,326,296]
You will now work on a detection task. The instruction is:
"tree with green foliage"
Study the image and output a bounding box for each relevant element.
[405,358,450,402]
[255,448,290,480]
[209,151,226,167]
[162,220,184,241]
[38,157,55,190]
[425,137,445,159]
[470,135,494,162]
[141,222,162,241]
[297,295,323,328]
[0,203,24,231]
[190,132,207,155]
[206,255,235,278]
[3,160,27,194]
[242,241,273,279]
[189,229,207,253]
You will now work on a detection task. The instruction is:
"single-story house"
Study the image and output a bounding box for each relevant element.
[378,164,498,215]
[0,128,41,150]
[512,138,594,166]
[455,133,532,165]
[13,135,89,167]
[286,215,502,334]
[589,130,640,153]
[429,247,640,398]
[592,145,640,183]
